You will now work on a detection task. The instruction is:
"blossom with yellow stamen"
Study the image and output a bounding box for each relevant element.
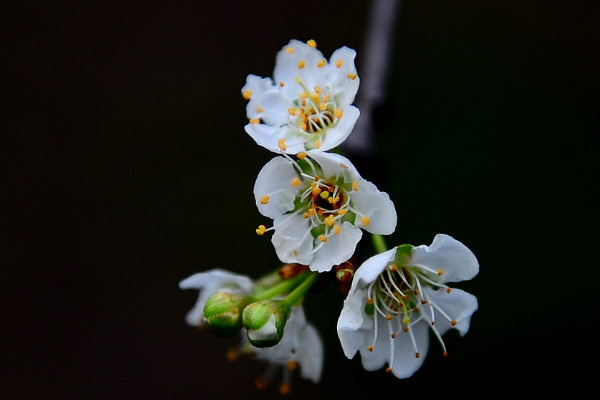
[241,39,361,154]
[337,234,479,379]
[254,150,397,272]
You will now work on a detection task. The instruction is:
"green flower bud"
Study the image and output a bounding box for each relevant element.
[242,300,290,348]
[203,291,250,338]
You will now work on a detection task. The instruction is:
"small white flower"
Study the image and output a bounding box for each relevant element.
[242,39,360,154]
[337,234,479,379]
[254,150,397,272]
[237,305,323,394]
[179,269,253,327]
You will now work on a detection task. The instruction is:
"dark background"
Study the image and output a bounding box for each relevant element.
[3,1,598,399]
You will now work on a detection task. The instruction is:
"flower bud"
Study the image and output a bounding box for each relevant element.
[203,291,250,338]
[242,300,290,348]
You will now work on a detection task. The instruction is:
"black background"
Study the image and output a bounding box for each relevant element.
[3,1,598,399]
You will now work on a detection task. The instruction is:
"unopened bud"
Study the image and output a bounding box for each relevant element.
[203,292,250,338]
[242,300,290,348]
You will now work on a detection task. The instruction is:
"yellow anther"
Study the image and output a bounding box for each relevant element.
[278,138,287,151]
[226,347,238,362]
[347,72,357,80]
[293,250,299,256]
[307,39,317,48]
[367,298,374,305]
[256,106,263,113]
[279,81,285,87]
[300,122,307,131]
[292,177,301,187]
[317,59,326,68]
[256,225,267,235]
[324,215,335,226]
[260,195,269,204]
[361,216,370,226]
[415,352,420,358]
[391,264,399,272]
[285,46,294,53]
[335,108,343,118]
[308,208,317,216]
[319,102,327,111]
[319,235,328,243]
[337,208,347,215]
[311,186,321,196]
[386,367,392,372]
[297,152,307,159]
[249,118,260,124]
[451,320,457,326]
[352,181,359,191]
[303,212,310,219]
[320,191,330,199]
[299,92,308,99]
[315,139,322,149]
[340,163,348,169]
[314,85,322,93]
[386,314,392,321]
[287,360,299,370]
[336,59,343,68]
[323,94,329,102]
[288,107,296,116]
[302,99,307,107]
[367,345,374,352]
[437,269,444,276]
[242,89,252,100]
[446,287,452,293]
[298,60,306,69]
[334,225,341,234]
[328,196,339,204]
[311,92,319,101]
[279,383,291,395]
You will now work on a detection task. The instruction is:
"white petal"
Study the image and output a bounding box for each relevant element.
[271,212,313,265]
[244,122,285,153]
[325,46,360,105]
[306,150,361,181]
[298,320,324,383]
[253,89,290,126]
[241,75,274,101]
[352,248,397,287]
[411,234,479,283]
[337,288,371,359]
[318,105,360,151]
[350,180,397,235]
[388,321,430,378]
[253,156,298,218]
[421,287,478,336]
[274,40,326,98]
[309,222,362,272]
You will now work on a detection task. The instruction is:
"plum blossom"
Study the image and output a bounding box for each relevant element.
[242,39,360,154]
[337,234,479,378]
[254,150,397,273]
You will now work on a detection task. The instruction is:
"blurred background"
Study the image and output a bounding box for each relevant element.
[3,0,598,398]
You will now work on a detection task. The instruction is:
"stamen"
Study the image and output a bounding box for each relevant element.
[292,177,301,187]
[335,109,343,118]
[347,72,357,80]
[256,225,267,235]
[307,39,317,48]
[334,225,341,234]
[278,138,287,151]
[298,60,306,69]
[297,152,307,159]
[317,59,325,68]
[315,139,322,149]
[336,59,343,68]
[288,107,296,115]
[319,235,328,243]
[286,47,294,53]
[242,89,252,100]
[361,216,370,226]
[249,118,260,124]
[260,195,269,204]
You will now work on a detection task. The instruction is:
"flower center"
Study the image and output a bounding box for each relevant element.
[364,254,457,364]
[290,79,342,137]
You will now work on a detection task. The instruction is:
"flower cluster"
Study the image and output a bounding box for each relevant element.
[180,39,479,394]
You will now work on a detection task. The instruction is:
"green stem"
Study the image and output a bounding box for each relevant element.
[282,272,319,307]
[252,271,308,302]
[371,233,388,253]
